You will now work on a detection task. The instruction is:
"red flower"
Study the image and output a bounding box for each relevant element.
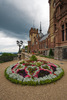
[54,73,56,75]
[23,63,25,65]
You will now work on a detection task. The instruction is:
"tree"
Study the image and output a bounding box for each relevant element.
[49,49,54,56]
[25,46,28,50]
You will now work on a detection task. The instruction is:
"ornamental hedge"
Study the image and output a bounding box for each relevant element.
[5,58,64,86]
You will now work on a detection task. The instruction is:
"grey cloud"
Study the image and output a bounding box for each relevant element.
[0,0,33,39]
[0,0,49,40]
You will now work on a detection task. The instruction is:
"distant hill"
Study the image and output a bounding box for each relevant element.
[0,52,17,56]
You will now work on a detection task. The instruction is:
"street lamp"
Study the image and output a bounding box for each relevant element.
[16,40,23,53]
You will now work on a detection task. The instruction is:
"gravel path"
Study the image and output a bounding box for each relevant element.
[0,58,67,100]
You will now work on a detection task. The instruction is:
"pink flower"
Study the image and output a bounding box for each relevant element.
[23,63,25,65]
[13,64,19,70]
[33,74,38,78]
[32,65,34,66]
[12,70,14,73]
[48,63,57,68]
[25,75,31,78]
[16,69,20,73]
[24,69,28,74]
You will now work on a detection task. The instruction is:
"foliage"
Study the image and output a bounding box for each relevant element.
[35,62,43,67]
[25,46,28,50]
[49,49,54,57]
[0,53,17,63]
[30,55,37,61]
[17,65,22,69]
[42,66,50,70]
[2,53,17,57]
[20,60,26,64]
[38,70,50,77]
[40,55,54,59]
[5,60,64,86]
[28,67,37,75]
[38,51,40,54]
[25,46,28,52]
[5,67,64,86]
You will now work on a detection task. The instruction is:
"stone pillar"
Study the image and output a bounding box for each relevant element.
[54,47,63,60]
[21,53,25,60]
[18,53,22,60]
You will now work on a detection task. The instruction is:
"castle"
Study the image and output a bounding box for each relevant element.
[28,0,67,60]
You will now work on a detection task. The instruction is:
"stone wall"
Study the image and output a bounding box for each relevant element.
[62,47,67,59]
[54,47,63,60]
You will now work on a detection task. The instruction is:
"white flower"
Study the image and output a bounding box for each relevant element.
[17,75,23,81]
[47,75,52,79]
[50,74,57,78]
[23,77,32,82]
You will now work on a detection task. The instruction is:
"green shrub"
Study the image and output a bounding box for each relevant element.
[38,51,40,54]
[30,55,37,61]
[20,61,25,64]
[0,53,17,63]
[35,62,42,67]
[49,49,54,57]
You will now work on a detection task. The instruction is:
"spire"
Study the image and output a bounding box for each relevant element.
[40,22,42,33]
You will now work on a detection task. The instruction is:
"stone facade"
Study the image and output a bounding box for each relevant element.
[28,0,67,60]
[54,47,63,60]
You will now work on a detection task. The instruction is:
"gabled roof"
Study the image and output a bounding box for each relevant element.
[39,33,44,37]
[40,34,48,41]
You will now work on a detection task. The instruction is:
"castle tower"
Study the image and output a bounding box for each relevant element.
[49,0,55,36]
[29,28,38,45]
[48,0,56,49]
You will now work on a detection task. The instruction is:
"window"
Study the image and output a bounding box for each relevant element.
[44,43,46,48]
[62,30,64,41]
[62,24,64,41]
[54,24,56,31]
[62,25,64,29]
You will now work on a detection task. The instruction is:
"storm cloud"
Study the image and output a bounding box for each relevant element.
[0,0,49,52]
[0,0,49,38]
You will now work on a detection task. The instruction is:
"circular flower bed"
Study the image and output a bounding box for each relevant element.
[5,60,64,85]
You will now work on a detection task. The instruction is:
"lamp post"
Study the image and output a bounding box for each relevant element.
[16,40,23,60]
[16,40,23,53]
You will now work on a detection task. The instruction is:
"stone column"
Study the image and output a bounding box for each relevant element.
[21,53,25,60]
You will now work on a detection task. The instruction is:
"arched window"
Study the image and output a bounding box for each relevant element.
[62,24,64,41]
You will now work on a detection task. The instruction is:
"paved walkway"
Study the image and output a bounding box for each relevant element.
[0,57,67,100]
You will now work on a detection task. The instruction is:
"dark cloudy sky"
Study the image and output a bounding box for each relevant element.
[0,0,49,52]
